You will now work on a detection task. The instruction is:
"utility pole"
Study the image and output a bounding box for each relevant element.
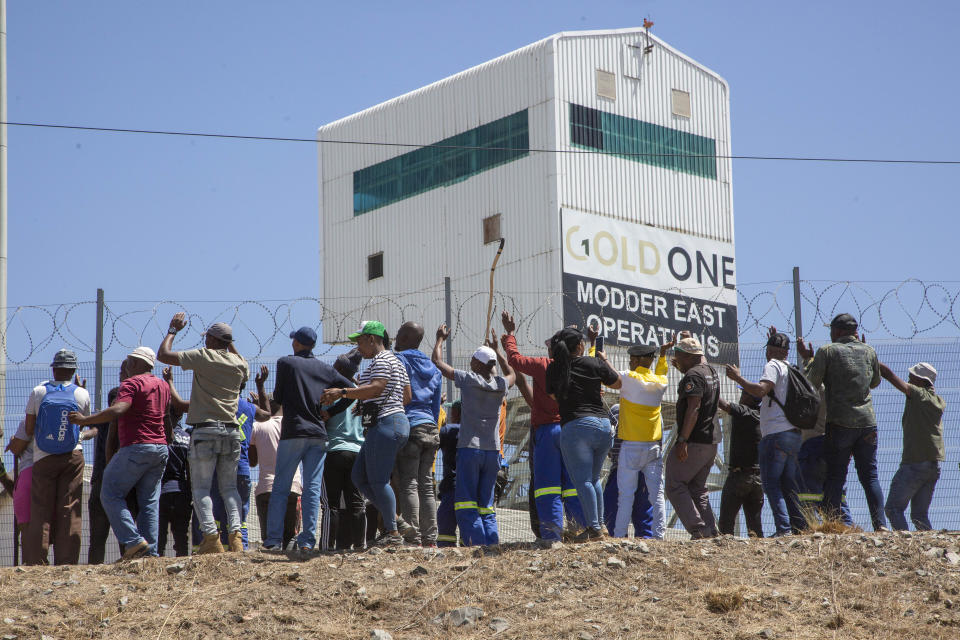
[792,267,803,365]
[0,0,9,438]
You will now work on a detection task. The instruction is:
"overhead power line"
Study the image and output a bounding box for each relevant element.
[4,121,960,166]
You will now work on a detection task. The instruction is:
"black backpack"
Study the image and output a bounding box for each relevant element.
[766,363,821,430]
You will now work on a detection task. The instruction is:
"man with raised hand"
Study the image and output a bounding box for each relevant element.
[879,361,945,531]
[726,332,806,536]
[393,321,443,547]
[612,339,674,540]
[158,313,250,553]
[798,313,886,531]
[71,347,171,559]
[499,311,585,541]
[22,349,92,565]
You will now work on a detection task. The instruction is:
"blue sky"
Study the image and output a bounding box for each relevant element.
[6,0,959,358]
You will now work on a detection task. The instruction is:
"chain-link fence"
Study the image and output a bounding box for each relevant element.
[1,295,959,565]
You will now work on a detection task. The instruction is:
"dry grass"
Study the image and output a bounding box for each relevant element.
[2,531,960,639]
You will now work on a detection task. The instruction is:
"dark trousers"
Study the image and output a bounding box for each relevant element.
[255,491,301,550]
[158,491,192,557]
[24,450,84,565]
[436,488,457,546]
[87,479,111,565]
[824,425,887,530]
[325,450,367,550]
[718,470,764,537]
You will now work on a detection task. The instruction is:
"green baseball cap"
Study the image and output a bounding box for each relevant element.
[348,320,388,342]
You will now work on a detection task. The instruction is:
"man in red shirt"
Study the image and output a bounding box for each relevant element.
[72,346,171,559]
[500,312,585,540]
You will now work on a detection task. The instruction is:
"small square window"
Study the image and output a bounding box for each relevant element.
[672,89,691,118]
[597,69,616,101]
[483,214,502,245]
[367,252,384,280]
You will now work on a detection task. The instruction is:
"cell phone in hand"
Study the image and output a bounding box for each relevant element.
[595,336,605,353]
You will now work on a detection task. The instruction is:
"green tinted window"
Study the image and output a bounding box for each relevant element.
[570,103,716,179]
[353,110,529,214]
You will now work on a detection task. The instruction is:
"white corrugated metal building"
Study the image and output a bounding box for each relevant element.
[318,28,737,367]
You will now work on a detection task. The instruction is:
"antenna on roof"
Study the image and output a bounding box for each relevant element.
[643,18,655,54]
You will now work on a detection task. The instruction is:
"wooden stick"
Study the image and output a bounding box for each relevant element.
[485,237,505,340]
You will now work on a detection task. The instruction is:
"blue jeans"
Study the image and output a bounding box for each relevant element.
[189,426,243,537]
[824,424,887,530]
[195,474,251,549]
[885,461,940,531]
[533,422,586,540]
[759,430,805,535]
[559,416,612,530]
[797,435,853,525]
[353,412,409,533]
[100,444,168,555]
[265,436,327,549]
[454,448,500,546]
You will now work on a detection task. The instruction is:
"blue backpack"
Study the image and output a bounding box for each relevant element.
[35,382,81,454]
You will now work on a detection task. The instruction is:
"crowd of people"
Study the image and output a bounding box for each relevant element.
[0,309,946,564]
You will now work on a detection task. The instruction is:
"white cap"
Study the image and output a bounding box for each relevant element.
[472,346,497,365]
[128,346,156,368]
[908,362,937,386]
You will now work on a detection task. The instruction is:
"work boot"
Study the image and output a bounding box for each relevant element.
[198,533,225,554]
[121,539,149,561]
[228,531,244,553]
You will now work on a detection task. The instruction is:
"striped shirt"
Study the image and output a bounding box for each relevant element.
[357,350,409,418]
[617,356,669,442]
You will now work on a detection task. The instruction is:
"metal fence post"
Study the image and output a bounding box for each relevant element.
[95,288,104,411]
[444,277,453,401]
[792,267,803,365]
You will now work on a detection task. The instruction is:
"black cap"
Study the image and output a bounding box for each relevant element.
[829,313,858,331]
[766,333,790,349]
[334,347,363,378]
[627,344,658,357]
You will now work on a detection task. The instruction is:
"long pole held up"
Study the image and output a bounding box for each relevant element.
[485,238,505,340]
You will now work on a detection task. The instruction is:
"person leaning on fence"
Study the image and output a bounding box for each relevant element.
[261,326,351,553]
[716,392,764,537]
[5,420,35,542]
[726,332,806,536]
[432,325,515,546]
[603,405,655,539]
[664,335,722,540]
[249,389,303,551]
[156,401,192,557]
[158,313,250,554]
[878,361,946,531]
[796,390,854,527]
[500,312,586,541]
[436,400,462,546]
[22,349,93,565]
[322,321,412,547]
[323,350,368,550]
[546,327,622,542]
[798,313,888,531]
[612,340,674,540]
[71,346,171,559]
[393,321,444,547]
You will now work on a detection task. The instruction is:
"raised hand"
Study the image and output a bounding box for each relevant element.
[436,323,451,341]
[500,311,517,335]
[162,367,174,383]
[255,365,269,386]
[586,322,599,343]
[724,364,741,381]
[660,334,677,357]
[170,312,187,332]
[796,338,815,360]
[73,374,87,389]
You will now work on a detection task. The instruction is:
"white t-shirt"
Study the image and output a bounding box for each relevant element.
[759,359,793,437]
[250,417,303,496]
[25,380,91,463]
[13,420,35,470]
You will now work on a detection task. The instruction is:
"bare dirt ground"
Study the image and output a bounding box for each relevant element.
[3,530,960,640]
